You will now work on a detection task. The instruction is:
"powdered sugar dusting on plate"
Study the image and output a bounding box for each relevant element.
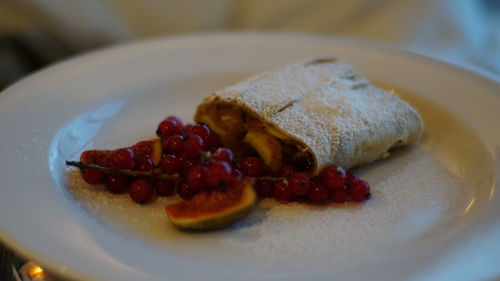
[66,171,178,240]
[220,152,468,266]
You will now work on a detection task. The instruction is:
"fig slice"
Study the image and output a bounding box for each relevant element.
[165,181,256,231]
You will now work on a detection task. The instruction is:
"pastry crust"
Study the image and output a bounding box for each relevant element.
[195,57,423,175]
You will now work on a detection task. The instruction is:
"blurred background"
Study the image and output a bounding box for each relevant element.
[1,0,500,90]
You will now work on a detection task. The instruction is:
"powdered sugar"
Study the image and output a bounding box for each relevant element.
[220,152,468,266]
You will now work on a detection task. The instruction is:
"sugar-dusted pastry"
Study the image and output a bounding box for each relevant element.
[195,58,423,175]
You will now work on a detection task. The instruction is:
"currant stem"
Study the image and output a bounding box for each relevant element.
[65,161,181,180]
[66,160,287,182]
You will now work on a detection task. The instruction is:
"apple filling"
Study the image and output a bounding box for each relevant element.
[196,103,313,174]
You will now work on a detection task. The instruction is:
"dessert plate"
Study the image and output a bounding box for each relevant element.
[0,33,499,281]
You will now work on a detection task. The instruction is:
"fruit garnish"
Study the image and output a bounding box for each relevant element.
[67,115,372,231]
[66,161,181,181]
[128,179,155,204]
[288,172,311,196]
[131,138,162,166]
[165,180,256,231]
[321,164,347,190]
[239,157,264,177]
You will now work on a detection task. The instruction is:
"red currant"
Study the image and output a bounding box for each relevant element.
[204,132,222,151]
[177,181,197,200]
[330,186,349,203]
[157,118,182,138]
[308,181,329,204]
[132,140,154,161]
[212,148,234,163]
[160,154,182,174]
[321,164,346,190]
[182,124,193,134]
[165,116,183,127]
[239,157,263,177]
[152,179,176,196]
[106,174,128,193]
[187,166,207,191]
[82,169,104,185]
[288,172,310,196]
[128,179,154,204]
[274,181,294,203]
[163,135,184,154]
[349,179,371,202]
[80,150,97,164]
[281,164,296,177]
[134,159,153,172]
[93,150,112,167]
[183,135,204,159]
[232,168,243,179]
[187,124,210,141]
[345,171,360,187]
[205,161,232,190]
[110,148,134,170]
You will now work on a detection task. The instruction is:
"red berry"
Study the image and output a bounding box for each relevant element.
[160,154,182,174]
[255,180,275,198]
[232,168,243,179]
[345,171,360,187]
[132,140,154,161]
[182,124,194,134]
[330,186,349,203]
[183,135,204,159]
[82,169,104,185]
[307,181,329,204]
[212,148,234,163]
[187,166,207,191]
[177,181,197,200]
[274,181,294,203]
[128,179,154,204]
[163,135,184,154]
[110,148,134,170]
[187,124,210,141]
[80,150,96,164]
[134,159,153,172]
[239,157,264,177]
[157,118,182,138]
[176,154,198,174]
[349,179,371,202]
[183,158,198,173]
[288,172,310,196]
[106,174,128,193]
[165,116,183,127]
[321,164,346,190]
[204,132,222,151]
[152,179,176,196]
[205,161,232,190]
[281,164,295,177]
[93,150,112,167]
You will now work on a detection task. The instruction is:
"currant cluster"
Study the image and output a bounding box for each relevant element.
[76,115,371,205]
[78,116,266,204]
[255,164,371,204]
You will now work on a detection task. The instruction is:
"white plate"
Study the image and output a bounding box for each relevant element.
[0,33,499,281]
